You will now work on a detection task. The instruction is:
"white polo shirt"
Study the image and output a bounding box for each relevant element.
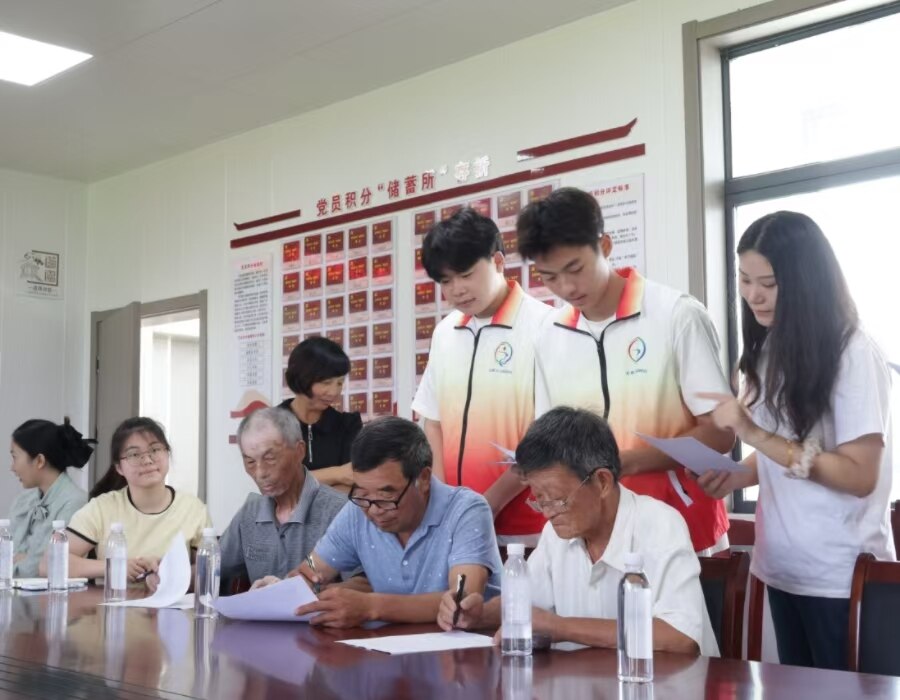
[528,485,719,657]
[534,268,731,551]
[412,280,552,536]
[752,330,897,598]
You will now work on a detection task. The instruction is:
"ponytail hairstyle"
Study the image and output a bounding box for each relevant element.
[737,211,858,441]
[11,417,96,472]
[90,417,171,499]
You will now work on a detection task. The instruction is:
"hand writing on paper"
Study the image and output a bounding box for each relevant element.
[134,556,161,591]
[437,591,483,631]
[287,556,330,593]
[295,588,373,628]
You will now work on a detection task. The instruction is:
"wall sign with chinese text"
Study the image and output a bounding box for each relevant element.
[17,250,62,299]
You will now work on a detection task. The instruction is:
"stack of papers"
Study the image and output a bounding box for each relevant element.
[336,631,495,655]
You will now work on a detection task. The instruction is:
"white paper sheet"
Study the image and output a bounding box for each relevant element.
[214,575,318,621]
[336,630,495,655]
[889,362,900,376]
[636,433,748,475]
[104,533,192,608]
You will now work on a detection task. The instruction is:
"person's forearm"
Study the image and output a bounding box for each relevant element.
[368,592,444,623]
[313,463,354,488]
[551,616,698,655]
[743,426,879,497]
[67,556,105,579]
[423,419,445,481]
[623,423,734,476]
[335,575,373,592]
[483,471,526,518]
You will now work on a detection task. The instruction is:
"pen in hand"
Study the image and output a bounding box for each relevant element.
[134,570,150,583]
[451,573,467,629]
[306,554,321,595]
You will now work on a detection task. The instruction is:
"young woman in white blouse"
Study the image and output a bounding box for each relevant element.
[697,211,895,670]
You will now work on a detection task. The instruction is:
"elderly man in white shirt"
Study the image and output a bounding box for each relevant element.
[438,406,718,657]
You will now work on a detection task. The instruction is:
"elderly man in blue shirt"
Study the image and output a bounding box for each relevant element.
[278,415,502,628]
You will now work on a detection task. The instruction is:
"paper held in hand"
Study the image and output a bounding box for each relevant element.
[214,575,319,622]
[102,532,193,609]
[636,433,748,475]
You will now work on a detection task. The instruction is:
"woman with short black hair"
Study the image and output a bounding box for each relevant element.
[280,336,362,492]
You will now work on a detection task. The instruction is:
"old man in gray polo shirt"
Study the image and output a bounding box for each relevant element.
[220,407,346,585]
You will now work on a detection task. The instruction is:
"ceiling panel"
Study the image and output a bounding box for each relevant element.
[0,0,630,181]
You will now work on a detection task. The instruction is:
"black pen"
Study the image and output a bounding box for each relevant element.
[451,573,467,629]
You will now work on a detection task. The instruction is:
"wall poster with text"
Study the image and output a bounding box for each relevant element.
[279,219,397,421]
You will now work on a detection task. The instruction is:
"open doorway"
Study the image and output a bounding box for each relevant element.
[90,292,207,500]
[140,310,201,497]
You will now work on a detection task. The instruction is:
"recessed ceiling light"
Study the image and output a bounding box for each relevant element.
[0,30,91,86]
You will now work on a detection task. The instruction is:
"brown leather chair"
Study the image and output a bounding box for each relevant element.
[848,552,900,675]
[698,550,751,659]
[727,517,755,547]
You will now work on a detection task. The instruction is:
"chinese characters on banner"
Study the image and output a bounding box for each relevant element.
[587,174,646,272]
[281,219,397,420]
[410,181,561,396]
[17,250,62,299]
[312,155,490,219]
[230,256,274,439]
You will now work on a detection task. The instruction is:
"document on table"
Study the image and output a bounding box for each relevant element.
[103,533,192,609]
[636,433,748,475]
[214,575,318,622]
[336,631,495,655]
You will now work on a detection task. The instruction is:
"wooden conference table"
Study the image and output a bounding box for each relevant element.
[0,587,897,700]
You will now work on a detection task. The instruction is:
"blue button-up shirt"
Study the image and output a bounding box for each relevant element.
[315,477,502,595]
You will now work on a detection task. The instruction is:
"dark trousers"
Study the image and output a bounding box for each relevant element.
[767,585,850,671]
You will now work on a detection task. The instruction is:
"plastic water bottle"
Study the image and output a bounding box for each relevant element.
[48,520,69,591]
[104,522,128,602]
[194,528,220,618]
[501,543,532,656]
[617,552,653,683]
[0,519,13,591]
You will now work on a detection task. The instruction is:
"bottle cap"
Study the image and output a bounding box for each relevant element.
[0,519,10,527]
[110,522,124,533]
[506,543,526,556]
[202,527,216,538]
[624,552,643,572]
[52,520,66,529]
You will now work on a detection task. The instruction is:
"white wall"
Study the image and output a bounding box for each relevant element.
[85,0,768,529]
[0,168,88,516]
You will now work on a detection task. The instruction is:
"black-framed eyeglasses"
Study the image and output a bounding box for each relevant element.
[349,478,413,511]
[120,446,168,467]
[526,469,599,514]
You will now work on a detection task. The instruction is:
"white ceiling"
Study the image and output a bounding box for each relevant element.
[0,0,628,183]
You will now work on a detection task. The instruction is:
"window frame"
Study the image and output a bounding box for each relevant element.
[685,0,900,513]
